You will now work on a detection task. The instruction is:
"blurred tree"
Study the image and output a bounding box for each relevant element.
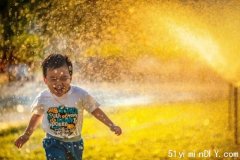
[0,0,10,72]
[0,0,143,82]
[0,0,47,73]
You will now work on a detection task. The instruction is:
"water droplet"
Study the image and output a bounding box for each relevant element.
[16,104,24,113]
[25,148,30,153]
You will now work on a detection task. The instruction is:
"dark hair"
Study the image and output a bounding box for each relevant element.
[41,54,73,77]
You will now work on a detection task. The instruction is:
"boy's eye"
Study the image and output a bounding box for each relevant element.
[49,77,70,82]
[50,78,57,82]
[60,77,70,82]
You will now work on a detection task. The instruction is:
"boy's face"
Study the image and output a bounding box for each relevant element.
[44,65,72,97]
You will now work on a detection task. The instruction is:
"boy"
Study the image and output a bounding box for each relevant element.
[14,54,122,160]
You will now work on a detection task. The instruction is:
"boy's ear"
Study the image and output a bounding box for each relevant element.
[43,77,47,84]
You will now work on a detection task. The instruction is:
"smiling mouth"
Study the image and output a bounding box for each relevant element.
[54,87,65,94]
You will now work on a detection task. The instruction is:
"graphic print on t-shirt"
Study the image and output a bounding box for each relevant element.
[47,105,78,137]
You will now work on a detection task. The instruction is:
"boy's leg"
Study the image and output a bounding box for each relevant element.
[72,139,84,160]
[64,139,84,160]
[43,138,67,160]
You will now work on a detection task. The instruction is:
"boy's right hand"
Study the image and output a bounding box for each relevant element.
[110,125,122,136]
[14,134,30,148]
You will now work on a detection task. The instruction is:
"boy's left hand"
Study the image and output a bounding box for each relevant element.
[110,125,122,136]
[14,134,30,148]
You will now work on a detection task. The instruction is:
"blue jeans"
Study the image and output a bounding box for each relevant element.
[42,135,84,160]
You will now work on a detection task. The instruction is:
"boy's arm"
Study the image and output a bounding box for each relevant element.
[91,108,122,136]
[15,114,43,148]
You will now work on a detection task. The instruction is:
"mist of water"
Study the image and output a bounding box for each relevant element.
[31,0,240,84]
[1,0,239,122]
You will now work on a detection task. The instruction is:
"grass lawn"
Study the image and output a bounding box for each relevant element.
[0,100,238,160]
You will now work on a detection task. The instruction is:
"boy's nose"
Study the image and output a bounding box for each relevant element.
[56,83,64,88]
[53,81,64,87]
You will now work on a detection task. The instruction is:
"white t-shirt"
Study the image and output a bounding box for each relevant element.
[31,85,100,141]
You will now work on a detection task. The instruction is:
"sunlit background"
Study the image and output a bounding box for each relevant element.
[0,0,240,159]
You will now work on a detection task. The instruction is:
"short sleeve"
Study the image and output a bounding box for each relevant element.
[83,94,100,113]
[31,95,45,115]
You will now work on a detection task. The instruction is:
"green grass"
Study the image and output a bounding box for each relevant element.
[0,100,239,160]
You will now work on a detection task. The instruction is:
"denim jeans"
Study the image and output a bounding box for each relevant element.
[42,135,84,160]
